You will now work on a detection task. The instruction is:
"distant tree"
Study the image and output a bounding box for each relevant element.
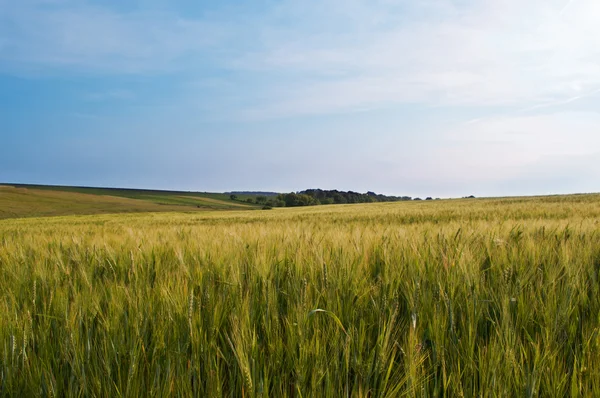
[283,193,299,207]
[290,189,413,205]
[246,198,254,204]
[332,193,347,204]
[230,194,238,201]
[256,195,267,204]
[414,197,422,201]
[297,194,317,206]
[275,192,320,207]
[426,197,433,201]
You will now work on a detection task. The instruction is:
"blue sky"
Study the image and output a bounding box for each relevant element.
[1,0,599,198]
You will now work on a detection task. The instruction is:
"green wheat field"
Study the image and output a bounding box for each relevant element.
[1,191,600,396]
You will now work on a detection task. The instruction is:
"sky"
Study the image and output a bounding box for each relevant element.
[1,0,599,198]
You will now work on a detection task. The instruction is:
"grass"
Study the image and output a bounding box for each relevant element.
[0,194,600,395]
[5,183,261,202]
[0,185,257,219]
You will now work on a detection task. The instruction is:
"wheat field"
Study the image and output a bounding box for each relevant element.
[1,195,600,396]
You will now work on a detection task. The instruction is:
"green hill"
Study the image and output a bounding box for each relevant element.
[0,184,258,219]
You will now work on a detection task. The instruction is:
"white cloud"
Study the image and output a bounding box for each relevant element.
[84,89,135,101]
[427,111,600,187]
[231,0,600,117]
[0,0,224,74]
[2,0,600,119]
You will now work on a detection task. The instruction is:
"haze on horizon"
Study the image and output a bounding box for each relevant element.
[1,0,599,199]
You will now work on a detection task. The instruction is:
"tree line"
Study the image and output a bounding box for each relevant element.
[232,189,413,208]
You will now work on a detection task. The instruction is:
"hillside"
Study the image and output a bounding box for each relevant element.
[0,185,257,219]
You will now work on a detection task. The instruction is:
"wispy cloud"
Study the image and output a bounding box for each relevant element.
[2,0,600,120]
[560,0,578,15]
[84,89,135,101]
[0,0,225,74]
[518,87,600,113]
[230,0,600,118]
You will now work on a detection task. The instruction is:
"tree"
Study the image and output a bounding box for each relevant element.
[297,194,317,206]
[256,195,267,204]
[284,193,299,207]
[230,194,238,201]
[332,193,347,204]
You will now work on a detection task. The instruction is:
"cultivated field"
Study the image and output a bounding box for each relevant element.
[1,195,600,395]
[0,185,256,219]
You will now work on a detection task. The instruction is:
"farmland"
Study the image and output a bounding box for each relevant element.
[0,185,257,219]
[1,193,600,395]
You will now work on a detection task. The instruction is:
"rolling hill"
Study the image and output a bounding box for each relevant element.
[0,184,259,219]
